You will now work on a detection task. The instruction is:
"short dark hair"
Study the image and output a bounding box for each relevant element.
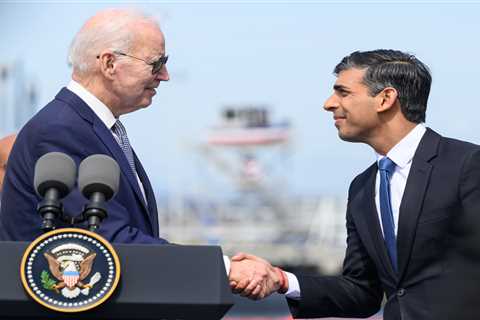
[334,49,431,123]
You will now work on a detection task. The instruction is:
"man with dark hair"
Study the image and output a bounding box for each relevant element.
[230,49,480,320]
[333,49,431,124]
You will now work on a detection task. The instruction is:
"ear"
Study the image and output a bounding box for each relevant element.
[377,87,398,113]
[97,51,117,80]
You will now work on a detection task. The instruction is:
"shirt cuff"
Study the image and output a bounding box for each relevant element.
[284,271,301,300]
[223,255,231,275]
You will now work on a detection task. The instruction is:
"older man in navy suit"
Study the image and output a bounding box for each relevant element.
[0,9,170,243]
[0,9,281,290]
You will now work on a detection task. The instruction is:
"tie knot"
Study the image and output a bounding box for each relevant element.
[379,157,396,174]
[111,119,137,175]
[112,120,126,136]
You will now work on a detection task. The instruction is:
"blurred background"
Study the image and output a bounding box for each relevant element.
[1,1,480,319]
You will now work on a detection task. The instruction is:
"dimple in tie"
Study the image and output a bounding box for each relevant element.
[112,120,137,175]
[378,157,398,273]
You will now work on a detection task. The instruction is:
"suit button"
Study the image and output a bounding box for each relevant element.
[397,288,406,297]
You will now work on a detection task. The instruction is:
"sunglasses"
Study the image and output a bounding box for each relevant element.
[97,51,168,74]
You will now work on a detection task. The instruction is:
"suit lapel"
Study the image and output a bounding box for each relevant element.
[92,119,149,212]
[133,151,159,237]
[396,129,439,281]
[348,128,441,282]
[56,88,153,229]
[362,165,399,278]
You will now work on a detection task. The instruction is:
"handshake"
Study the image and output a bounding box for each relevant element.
[228,253,289,300]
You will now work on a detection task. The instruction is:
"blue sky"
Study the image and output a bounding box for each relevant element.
[1,1,480,197]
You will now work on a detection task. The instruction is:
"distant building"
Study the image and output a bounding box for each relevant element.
[0,61,38,136]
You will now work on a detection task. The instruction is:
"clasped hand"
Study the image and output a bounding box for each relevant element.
[228,252,282,300]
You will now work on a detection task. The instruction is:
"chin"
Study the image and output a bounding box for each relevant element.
[338,131,362,143]
[137,98,153,109]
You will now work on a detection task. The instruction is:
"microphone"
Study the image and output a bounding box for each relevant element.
[78,154,120,232]
[34,152,76,231]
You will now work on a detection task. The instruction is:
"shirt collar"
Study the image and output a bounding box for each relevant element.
[376,123,427,169]
[67,80,117,130]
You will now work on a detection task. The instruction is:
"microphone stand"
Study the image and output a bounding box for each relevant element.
[82,192,108,232]
[37,188,63,231]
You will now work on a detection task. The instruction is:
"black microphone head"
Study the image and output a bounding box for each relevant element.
[34,152,77,198]
[78,154,120,201]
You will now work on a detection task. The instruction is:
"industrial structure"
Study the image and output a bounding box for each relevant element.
[159,106,348,274]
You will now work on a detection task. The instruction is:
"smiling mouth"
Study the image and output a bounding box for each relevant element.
[333,116,346,127]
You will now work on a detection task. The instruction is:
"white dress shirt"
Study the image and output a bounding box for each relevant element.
[374,124,426,236]
[284,124,427,299]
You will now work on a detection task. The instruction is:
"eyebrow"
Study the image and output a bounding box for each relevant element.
[333,84,350,92]
[149,53,166,60]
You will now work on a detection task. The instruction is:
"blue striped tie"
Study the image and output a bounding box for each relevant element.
[378,157,398,273]
[112,120,137,175]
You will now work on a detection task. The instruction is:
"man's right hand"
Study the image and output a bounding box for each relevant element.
[228,252,288,300]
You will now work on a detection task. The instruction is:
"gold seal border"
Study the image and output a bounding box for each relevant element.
[20,228,121,313]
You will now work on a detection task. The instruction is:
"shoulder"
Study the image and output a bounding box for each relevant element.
[27,89,94,136]
[15,91,98,162]
[424,128,480,156]
[439,136,480,155]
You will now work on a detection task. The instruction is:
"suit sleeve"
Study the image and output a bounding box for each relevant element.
[287,178,383,318]
[63,190,169,244]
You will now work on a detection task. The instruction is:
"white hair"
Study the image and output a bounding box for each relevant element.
[68,9,160,76]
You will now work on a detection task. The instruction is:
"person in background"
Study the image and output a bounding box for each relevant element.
[0,134,16,195]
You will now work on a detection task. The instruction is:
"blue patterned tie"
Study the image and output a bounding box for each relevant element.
[112,120,137,175]
[378,157,398,273]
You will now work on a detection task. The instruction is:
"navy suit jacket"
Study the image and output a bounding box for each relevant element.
[0,88,168,244]
[287,129,480,320]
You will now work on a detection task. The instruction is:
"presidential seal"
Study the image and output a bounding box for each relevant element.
[20,228,121,313]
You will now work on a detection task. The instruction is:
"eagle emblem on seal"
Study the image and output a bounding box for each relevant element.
[42,243,102,299]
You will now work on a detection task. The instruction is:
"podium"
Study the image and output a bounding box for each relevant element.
[0,241,234,319]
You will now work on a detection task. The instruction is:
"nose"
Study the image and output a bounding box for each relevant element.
[323,94,338,112]
[155,65,170,81]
